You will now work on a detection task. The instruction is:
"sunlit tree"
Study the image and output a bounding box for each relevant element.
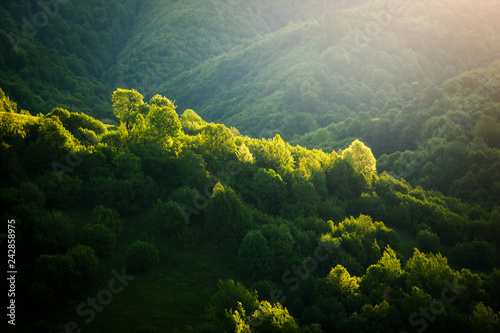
[111,88,147,130]
[342,139,376,174]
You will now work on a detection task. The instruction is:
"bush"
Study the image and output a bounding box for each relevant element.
[91,205,122,235]
[66,245,99,291]
[152,199,185,238]
[126,240,159,272]
[80,223,116,257]
[416,229,441,253]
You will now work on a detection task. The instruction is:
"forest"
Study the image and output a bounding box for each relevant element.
[1,0,500,332]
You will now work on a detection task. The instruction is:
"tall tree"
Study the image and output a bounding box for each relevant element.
[342,139,376,175]
[111,89,147,130]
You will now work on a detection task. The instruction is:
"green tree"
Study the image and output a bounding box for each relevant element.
[236,143,255,164]
[35,253,75,298]
[34,210,74,255]
[126,240,160,272]
[342,139,376,174]
[144,103,182,148]
[236,230,274,279]
[470,302,500,333]
[229,300,301,333]
[91,205,122,235]
[251,168,287,215]
[404,249,457,297]
[206,279,258,331]
[327,264,360,296]
[66,245,99,291]
[152,199,185,238]
[111,88,147,130]
[206,182,248,247]
[261,134,295,170]
[201,123,237,163]
[416,229,441,253]
[80,223,116,257]
[180,109,205,134]
[474,115,500,148]
[39,117,79,150]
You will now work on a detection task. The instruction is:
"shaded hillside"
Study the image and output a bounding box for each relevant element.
[0,0,140,116]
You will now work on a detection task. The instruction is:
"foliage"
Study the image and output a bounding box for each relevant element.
[126,240,160,272]
[416,229,441,253]
[80,223,116,257]
[236,230,274,279]
[91,205,122,235]
[205,182,249,248]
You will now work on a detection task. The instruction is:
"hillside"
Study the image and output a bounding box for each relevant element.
[2,87,500,332]
[1,0,500,331]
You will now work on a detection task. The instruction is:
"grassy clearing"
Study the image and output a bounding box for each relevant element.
[55,210,234,332]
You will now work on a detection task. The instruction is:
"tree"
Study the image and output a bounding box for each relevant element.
[66,245,99,291]
[180,109,205,134]
[80,223,116,257]
[251,168,287,215]
[470,302,500,333]
[34,210,74,255]
[416,229,440,253]
[325,157,365,199]
[126,240,160,272]
[149,94,176,109]
[206,279,258,331]
[111,88,147,130]
[91,205,121,235]
[404,249,457,297]
[236,230,274,279]
[201,123,237,163]
[206,182,248,247]
[152,199,185,237]
[327,264,360,296]
[39,117,79,150]
[144,103,182,148]
[35,253,75,299]
[342,139,376,174]
[236,143,255,164]
[261,134,294,170]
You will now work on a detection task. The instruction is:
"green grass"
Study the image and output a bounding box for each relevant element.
[54,209,234,333]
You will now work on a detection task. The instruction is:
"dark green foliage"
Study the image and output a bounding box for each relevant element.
[66,245,99,292]
[416,229,441,253]
[34,210,74,255]
[91,205,121,235]
[1,4,500,326]
[236,230,274,279]
[152,199,185,238]
[205,182,249,247]
[251,168,287,215]
[126,240,159,272]
[34,253,75,299]
[206,279,258,331]
[452,240,497,270]
[80,223,116,257]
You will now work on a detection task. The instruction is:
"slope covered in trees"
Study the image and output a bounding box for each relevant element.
[1,88,500,332]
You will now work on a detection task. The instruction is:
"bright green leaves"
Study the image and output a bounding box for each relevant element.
[342,139,376,175]
[327,264,360,296]
[144,103,182,148]
[111,88,147,130]
[111,89,183,149]
[201,123,237,162]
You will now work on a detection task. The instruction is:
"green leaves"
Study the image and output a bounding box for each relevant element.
[236,230,274,279]
[126,240,160,272]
